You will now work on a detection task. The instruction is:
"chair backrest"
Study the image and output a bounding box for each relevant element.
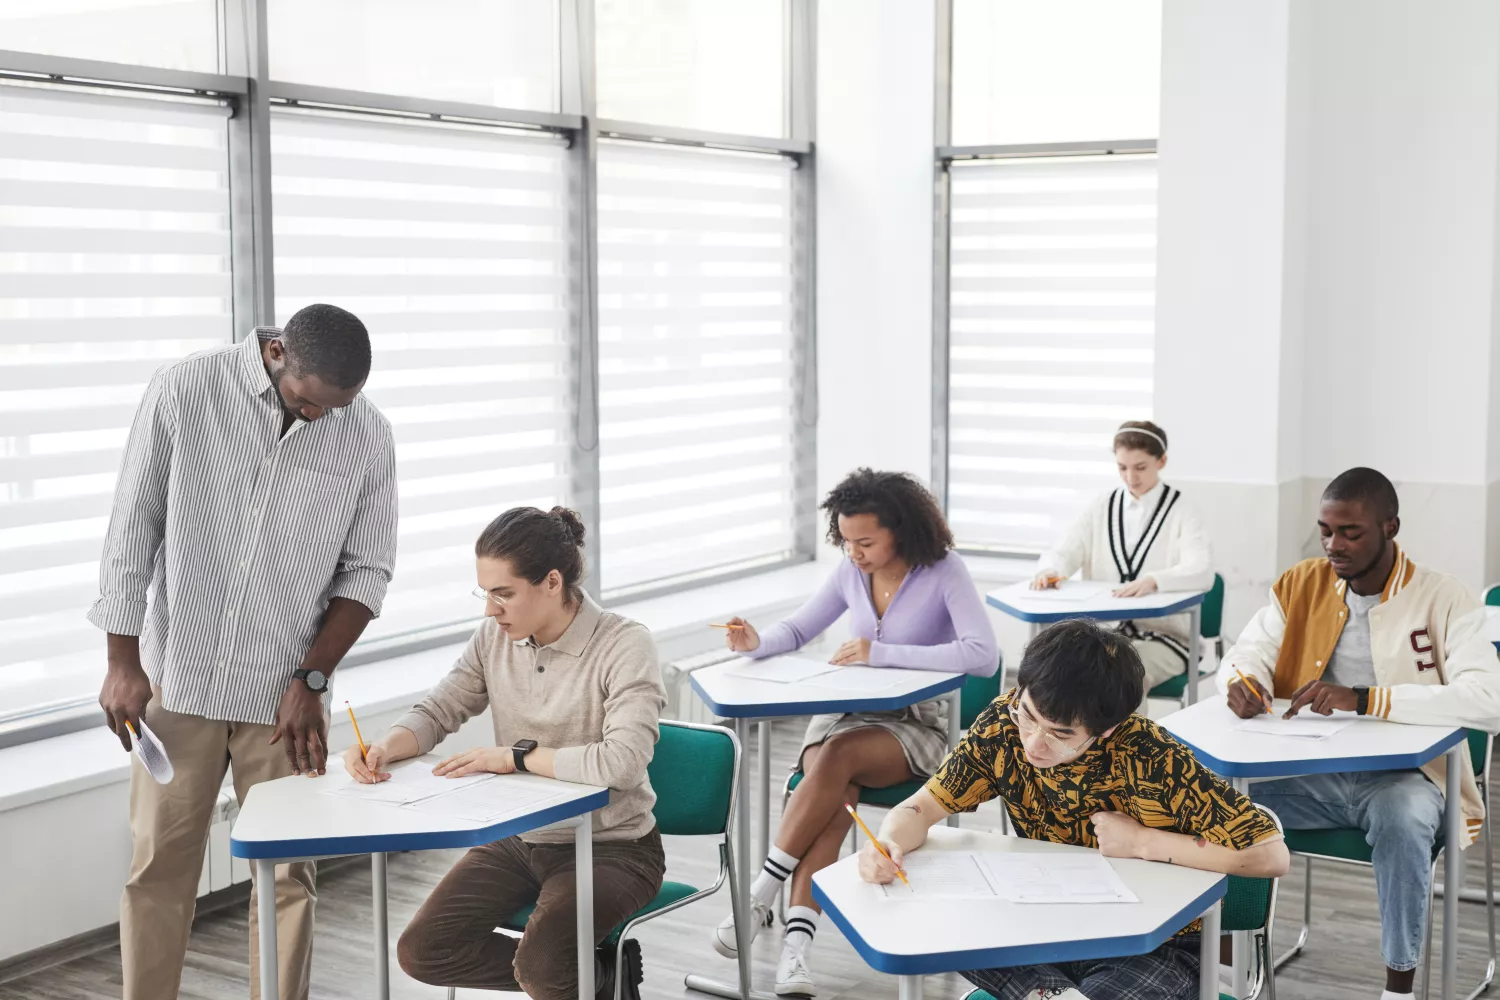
[647,720,738,838]
[959,653,1005,730]
[1221,803,1282,933]
[1484,583,1500,607]
[1201,572,1225,640]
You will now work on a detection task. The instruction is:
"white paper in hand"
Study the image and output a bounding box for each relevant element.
[130,720,174,784]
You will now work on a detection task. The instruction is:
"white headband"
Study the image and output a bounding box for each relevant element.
[1115,426,1167,452]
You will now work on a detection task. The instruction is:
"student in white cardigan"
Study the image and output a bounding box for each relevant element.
[1030,420,1214,690]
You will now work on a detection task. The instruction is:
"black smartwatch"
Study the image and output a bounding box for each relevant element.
[1353,685,1371,716]
[293,668,329,693]
[512,739,539,772]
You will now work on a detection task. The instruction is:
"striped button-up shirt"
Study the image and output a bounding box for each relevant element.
[88,334,398,725]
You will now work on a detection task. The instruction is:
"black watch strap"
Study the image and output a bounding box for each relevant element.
[512,740,538,772]
[1354,685,1371,716]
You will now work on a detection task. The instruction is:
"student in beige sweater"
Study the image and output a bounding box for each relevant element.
[341,506,667,1000]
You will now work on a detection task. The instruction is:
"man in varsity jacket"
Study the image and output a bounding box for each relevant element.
[1221,467,1500,1000]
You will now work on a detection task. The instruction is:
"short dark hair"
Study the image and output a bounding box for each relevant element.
[1114,419,1167,459]
[1016,619,1143,734]
[1322,467,1399,522]
[282,303,371,390]
[475,506,588,606]
[821,468,954,568]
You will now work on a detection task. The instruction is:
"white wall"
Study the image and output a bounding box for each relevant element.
[815,0,936,510]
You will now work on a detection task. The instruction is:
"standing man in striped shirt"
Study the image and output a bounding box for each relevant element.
[90,303,398,1000]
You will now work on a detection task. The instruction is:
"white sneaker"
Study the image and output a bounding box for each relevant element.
[711,901,770,959]
[775,944,816,997]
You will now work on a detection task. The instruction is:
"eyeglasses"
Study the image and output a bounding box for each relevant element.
[1009,700,1096,757]
[471,587,508,607]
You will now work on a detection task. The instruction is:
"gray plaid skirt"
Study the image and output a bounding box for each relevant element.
[796,698,949,778]
[960,933,1202,1000]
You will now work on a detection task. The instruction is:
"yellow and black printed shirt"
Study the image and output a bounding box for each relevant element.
[925,691,1282,933]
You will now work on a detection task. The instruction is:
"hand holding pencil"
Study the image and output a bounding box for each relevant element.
[712,616,760,653]
[342,702,391,783]
[1228,668,1274,719]
[848,803,911,888]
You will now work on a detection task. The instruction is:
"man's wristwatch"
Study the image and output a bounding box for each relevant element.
[1353,685,1371,716]
[293,668,329,694]
[512,739,539,772]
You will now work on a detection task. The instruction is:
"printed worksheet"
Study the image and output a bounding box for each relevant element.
[414,777,567,824]
[325,760,494,806]
[1234,708,1356,741]
[981,852,1139,904]
[812,666,908,693]
[1021,582,1117,603]
[719,654,841,685]
[877,851,999,900]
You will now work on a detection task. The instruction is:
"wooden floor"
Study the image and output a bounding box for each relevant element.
[4,718,1497,1000]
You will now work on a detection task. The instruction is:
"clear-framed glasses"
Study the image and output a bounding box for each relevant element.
[1009,700,1096,757]
[471,586,508,607]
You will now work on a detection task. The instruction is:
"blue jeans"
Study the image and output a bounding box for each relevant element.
[1251,769,1443,971]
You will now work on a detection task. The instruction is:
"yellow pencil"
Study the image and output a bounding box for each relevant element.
[844,803,910,888]
[346,701,368,762]
[1233,668,1273,715]
[708,623,746,630]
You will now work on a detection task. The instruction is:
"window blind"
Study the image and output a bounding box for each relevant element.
[0,84,232,720]
[272,110,573,640]
[597,140,798,596]
[945,153,1157,551]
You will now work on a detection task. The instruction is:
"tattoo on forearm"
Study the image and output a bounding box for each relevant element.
[900,803,920,815]
[1194,836,1207,848]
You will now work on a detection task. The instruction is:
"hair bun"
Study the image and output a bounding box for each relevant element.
[549,506,587,547]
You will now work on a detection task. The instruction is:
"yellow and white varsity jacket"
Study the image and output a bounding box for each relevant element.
[1219,544,1500,847]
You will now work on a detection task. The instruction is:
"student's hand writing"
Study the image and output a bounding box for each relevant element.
[270,680,328,776]
[1226,674,1273,719]
[1112,577,1159,598]
[1030,571,1062,591]
[830,638,872,666]
[856,839,906,884]
[1284,679,1356,718]
[724,616,760,653]
[433,746,516,778]
[1090,811,1149,859]
[344,742,391,784]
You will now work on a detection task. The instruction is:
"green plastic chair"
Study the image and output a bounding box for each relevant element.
[957,805,1284,1000]
[1484,583,1500,606]
[443,720,743,1000]
[1276,731,1494,1000]
[1148,572,1226,705]
[775,658,1004,924]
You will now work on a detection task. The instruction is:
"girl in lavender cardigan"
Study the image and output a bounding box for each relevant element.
[709,469,998,997]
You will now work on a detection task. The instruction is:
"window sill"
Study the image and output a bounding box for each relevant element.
[0,560,830,816]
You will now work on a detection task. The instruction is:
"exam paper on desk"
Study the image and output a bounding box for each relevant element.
[879,851,1138,904]
[324,760,494,806]
[717,654,842,685]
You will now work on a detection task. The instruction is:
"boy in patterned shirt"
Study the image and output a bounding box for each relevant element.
[857,619,1289,1000]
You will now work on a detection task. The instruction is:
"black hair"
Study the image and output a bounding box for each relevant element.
[1016,618,1143,735]
[282,303,372,390]
[1322,467,1399,522]
[821,468,954,568]
[475,506,588,606]
[1114,419,1168,459]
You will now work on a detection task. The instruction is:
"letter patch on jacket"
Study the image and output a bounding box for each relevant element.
[1410,628,1436,671]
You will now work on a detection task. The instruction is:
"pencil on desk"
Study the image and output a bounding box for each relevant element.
[845,803,910,888]
[346,701,368,763]
[709,623,745,630]
[1232,668,1273,714]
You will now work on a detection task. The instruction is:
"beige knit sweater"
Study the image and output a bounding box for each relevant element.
[393,595,666,843]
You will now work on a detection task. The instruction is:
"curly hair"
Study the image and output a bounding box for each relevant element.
[821,468,954,567]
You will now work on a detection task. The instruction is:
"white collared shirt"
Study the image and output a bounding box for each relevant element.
[1121,481,1166,549]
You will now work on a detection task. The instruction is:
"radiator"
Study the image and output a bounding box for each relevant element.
[198,787,249,897]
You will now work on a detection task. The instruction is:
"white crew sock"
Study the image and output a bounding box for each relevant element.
[750,845,800,907]
[784,905,820,955]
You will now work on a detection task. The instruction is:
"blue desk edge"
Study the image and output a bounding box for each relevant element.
[812,874,1226,975]
[1171,727,1468,778]
[230,787,609,859]
[986,591,1206,624]
[690,671,966,719]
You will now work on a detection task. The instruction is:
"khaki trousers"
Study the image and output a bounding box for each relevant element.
[121,690,318,1000]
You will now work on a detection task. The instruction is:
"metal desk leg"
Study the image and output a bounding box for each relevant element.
[372,852,389,1000]
[576,816,595,1000]
[1229,778,1249,999]
[1186,604,1202,705]
[1444,743,1462,1000]
[1199,898,1222,1000]
[757,720,772,869]
[897,974,925,1000]
[686,717,772,1000]
[945,689,962,828]
[256,859,279,1000]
